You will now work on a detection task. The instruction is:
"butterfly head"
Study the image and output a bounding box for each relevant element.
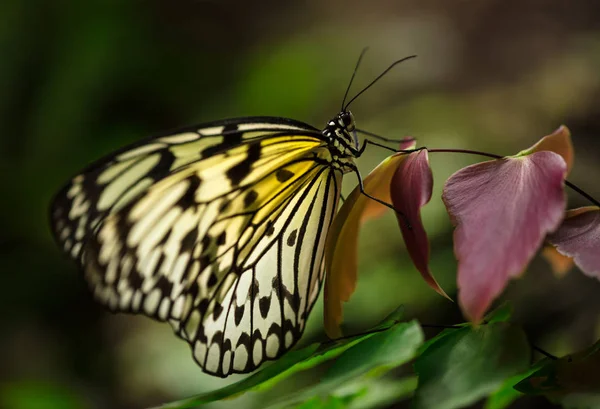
[337,110,356,133]
[323,110,360,157]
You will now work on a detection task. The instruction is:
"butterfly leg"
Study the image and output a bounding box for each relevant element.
[356,128,417,145]
[346,163,411,229]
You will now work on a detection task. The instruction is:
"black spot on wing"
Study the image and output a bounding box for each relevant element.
[216,231,227,246]
[127,269,144,289]
[244,190,258,208]
[267,322,282,337]
[197,299,209,315]
[157,228,172,246]
[207,273,218,287]
[282,318,296,337]
[265,220,275,236]
[146,149,176,180]
[213,302,224,320]
[196,325,207,343]
[250,279,260,301]
[155,275,173,296]
[290,290,301,312]
[259,296,271,318]
[181,228,198,252]
[226,142,261,185]
[211,330,224,345]
[201,123,242,158]
[276,169,295,182]
[199,254,211,272]
[200,235,211,251]
[177,175,201,208]
[271,275,281,298]
[187,282,200,302]
[234,304,245,326]
[286,229,297,247]
[219,200,231,212]
[236,332,251,348]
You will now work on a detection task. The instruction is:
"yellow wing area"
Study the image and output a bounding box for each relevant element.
[50,118,322,262]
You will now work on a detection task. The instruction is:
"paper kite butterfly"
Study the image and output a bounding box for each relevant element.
[49,51,415,377]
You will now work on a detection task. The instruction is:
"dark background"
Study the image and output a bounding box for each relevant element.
[2,1,600,408]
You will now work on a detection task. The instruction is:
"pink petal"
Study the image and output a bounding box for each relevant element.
[442,152,567,323]
[548,206,600,280]
[390,150,450,299]
[399,136,417,151]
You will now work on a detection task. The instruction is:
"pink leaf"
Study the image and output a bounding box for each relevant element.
[548,206,600,280]
[390,150,450,299]
[443,152,567,323]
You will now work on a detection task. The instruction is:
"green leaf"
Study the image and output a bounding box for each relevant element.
[270,377,418,409]
[324,320,424,382]
[412,322,530,409]
[295,395,349,409]
[484,361,549,409]
[345,377,419,409]
[373,305,406,330]
[268,320,423,409]
[153,343,320,409]
[515,339,600,408]
[418,303,513,356]
[306,377,419,409]
[154,309,405,409]
[484,303,513,324]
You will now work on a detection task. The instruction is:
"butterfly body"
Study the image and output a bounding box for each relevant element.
[50,111,360,376]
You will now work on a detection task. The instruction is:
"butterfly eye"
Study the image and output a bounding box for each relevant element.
[341,114,351,126]
[340,112,355,131]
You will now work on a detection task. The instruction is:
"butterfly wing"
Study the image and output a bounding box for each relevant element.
[50,117,322,262]
[50,117,343,376]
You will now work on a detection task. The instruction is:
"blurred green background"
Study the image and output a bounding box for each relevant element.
[2,1,600,408]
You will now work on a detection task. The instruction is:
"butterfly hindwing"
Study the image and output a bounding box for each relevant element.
[50,117,343,376]
[179,166,341,375]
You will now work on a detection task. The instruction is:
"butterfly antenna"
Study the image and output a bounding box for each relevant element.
[341,47,369,112]
[344,55,417,110]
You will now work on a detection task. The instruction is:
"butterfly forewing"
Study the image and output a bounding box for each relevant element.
[50,117,322,261]
[50,117,344,376]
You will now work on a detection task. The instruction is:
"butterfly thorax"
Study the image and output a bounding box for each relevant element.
[322,110,359,173]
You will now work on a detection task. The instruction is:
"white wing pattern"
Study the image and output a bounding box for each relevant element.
[50,117,343,376]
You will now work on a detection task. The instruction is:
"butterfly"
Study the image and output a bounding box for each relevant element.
[49,51,415,377]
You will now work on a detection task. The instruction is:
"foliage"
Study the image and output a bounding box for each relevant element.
[149,305,600,409]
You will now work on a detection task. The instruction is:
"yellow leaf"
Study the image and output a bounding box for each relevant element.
[324,148,415,338]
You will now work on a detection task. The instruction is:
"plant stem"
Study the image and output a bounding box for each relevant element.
[427,148,502,159]
[427,148,600,208]
[565,180,600,207]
